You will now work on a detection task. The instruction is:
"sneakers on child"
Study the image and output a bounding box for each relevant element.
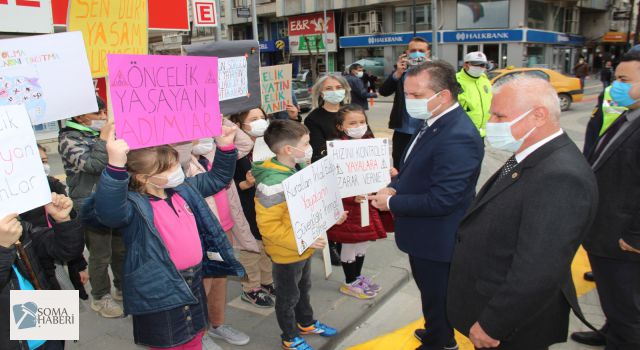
[202,335,224,350]
[297,321,338,337]
[340,280,376,299]
[357,276,381,293]
[112,288,123,301]
[207,325,250,346]
[90,294,124,318]
[261,283,276,297]
[241,288,274,308]
[282,336,313,350]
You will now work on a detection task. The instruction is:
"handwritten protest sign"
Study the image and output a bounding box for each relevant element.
[0,32,98,125]
[218,56,248,101]
[327,138,391,198]
[107,54,221,149]
[260,64,292,114]
[68,0,149,78]
[282,157,344,255]
[0,105,51,218]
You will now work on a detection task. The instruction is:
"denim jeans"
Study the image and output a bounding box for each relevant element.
[273,258,314,340]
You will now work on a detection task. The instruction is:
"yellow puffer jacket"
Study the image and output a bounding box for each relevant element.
[252,158,314,264]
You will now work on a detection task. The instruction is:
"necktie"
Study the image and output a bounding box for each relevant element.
[496,155,518,182]
[417,120,429,140]
[589,113,628,165]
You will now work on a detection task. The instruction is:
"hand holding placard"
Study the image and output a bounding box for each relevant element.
[106,127,130,168]
[0,214,22,249]
[45,193,73,223]
[215,125,238,147]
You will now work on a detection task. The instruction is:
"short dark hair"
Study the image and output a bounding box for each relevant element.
[409,37,429,46]
[349,63,363,72]
[264,120,309,154]
[406,60,460,100]
[334,104,373,139]
[620,51,640,63]
[228,108,268,125]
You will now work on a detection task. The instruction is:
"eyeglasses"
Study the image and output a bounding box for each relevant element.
[468,62,487,68]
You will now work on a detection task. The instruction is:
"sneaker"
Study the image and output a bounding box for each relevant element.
[414,328,426,342]
[340,281,376,299]
[282,336,313,350]
[202,335,224,350]
[241,289,274,308]
[208,325,250,346]
[357,276,381,293]
[443,339,459,350]
[414,330,458,350]
[90,294,124,318]
[112,288,123,301]
[261,283,276,297]
[297,320,338,337]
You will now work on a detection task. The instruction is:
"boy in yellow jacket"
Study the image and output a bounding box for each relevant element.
[253,120,344,350]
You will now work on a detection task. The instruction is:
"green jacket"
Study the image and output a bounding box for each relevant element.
[456,69,492,137]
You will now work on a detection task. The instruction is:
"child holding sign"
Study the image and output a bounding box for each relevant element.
[328,104,388,299]
[253,120,346,350]
[81,127,244,349]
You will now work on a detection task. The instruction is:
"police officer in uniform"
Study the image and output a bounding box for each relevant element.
[456,52,493,137]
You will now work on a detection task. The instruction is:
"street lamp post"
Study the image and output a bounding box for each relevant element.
[323,0,330,72]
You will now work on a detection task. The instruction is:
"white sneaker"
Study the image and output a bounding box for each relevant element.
[112,289,123,301]
[90,294,124,318]
[208,325,250,346]
[202,335,224,350]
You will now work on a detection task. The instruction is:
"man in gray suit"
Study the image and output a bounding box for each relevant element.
[447,75,599,350]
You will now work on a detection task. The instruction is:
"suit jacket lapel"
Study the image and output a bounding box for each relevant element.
[593,114,640,171]
[401,125,441,167]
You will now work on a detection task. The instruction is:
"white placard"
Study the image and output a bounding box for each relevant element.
[218,56,248,101]
[252,137,276,162]
[0,1,53,34]
[0,32,98,125]
[10,290,79,340]
[0,105,51,218]
[282,157,344,255]
[327,138,392,198]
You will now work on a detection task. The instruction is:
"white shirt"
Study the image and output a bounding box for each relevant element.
[514,129,564,163]
[388,102,460,210]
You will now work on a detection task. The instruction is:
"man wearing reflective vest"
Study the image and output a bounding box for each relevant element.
[456,51,493,137]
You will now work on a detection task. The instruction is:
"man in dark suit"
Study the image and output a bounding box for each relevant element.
[582,52,640,350]
[447,75,599,350]
[372,61,484,350]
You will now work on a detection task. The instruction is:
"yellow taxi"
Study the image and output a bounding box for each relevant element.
[487,67,584,111]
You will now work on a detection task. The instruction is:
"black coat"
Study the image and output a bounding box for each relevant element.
[584,111,640,259]
[378,72,405,129]
[345,74,375,110]
[583,92,605,157]
[304,107,339,162]
[447,134,599,350]
[1,218,84,350]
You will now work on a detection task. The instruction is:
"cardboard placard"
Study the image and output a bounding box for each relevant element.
[260,64,292,114]
[184,40,261,116]
[327,138,392,198]
[282,157,344,255]
[107,54,221,149]
[0,0,53,34]
[0,105,51,218]
[68,0,149,78]
[0,32,98,125]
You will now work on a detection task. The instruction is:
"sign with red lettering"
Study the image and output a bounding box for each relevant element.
[288,12,335,36]
[193,0,218,27]
[52,0,189,30]
[0,0,53,33]
[287,12,336,55]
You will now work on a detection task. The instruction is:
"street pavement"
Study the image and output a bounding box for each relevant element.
[43,78,606,350]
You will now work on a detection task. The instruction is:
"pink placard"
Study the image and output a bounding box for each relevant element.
[107,54,221,149]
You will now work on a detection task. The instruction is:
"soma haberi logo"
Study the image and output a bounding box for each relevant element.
[10,290,79,340]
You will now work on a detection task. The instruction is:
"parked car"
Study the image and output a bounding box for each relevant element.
[487,67,583,111]
[293,80,312,112]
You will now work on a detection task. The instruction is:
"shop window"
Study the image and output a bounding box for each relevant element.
[347,9,383,35]
[457,0,509,29]
[526,46,545,67]
[394,4,431,33]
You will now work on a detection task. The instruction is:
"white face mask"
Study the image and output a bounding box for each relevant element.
[192,138,214,156]
[345,125,368,139]
[323,89,346,104]
[292,146,313,164]
[405,91,442,120]
[43,163,51,176]
[150,167,185,189]
[486,108,536,153]
[355,71,364,78]
[245,119,269,137]
[467,66,486,78]
[89,119,106,131]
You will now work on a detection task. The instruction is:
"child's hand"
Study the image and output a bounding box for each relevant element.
[45,193,73,223]
[246,170,256,186]
[390,167,399,178]
[286,103,299,120]
[79,269,89,284]
[99,118,115,141]
[105,127,129,167]
[0,214,22,248]
[215,125,238,147]
[310,236,326,249]
[354,195,366,204]
[336,211,349,225]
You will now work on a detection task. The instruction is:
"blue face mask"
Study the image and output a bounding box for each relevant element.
[408,51,426,59]
[610,81,639,107]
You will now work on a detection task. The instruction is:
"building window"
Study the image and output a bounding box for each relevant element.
[528,1,579,33]
[457,0,509,29]
[526,45,545,67]
[394,4,431,33]
[347,9,383,35]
